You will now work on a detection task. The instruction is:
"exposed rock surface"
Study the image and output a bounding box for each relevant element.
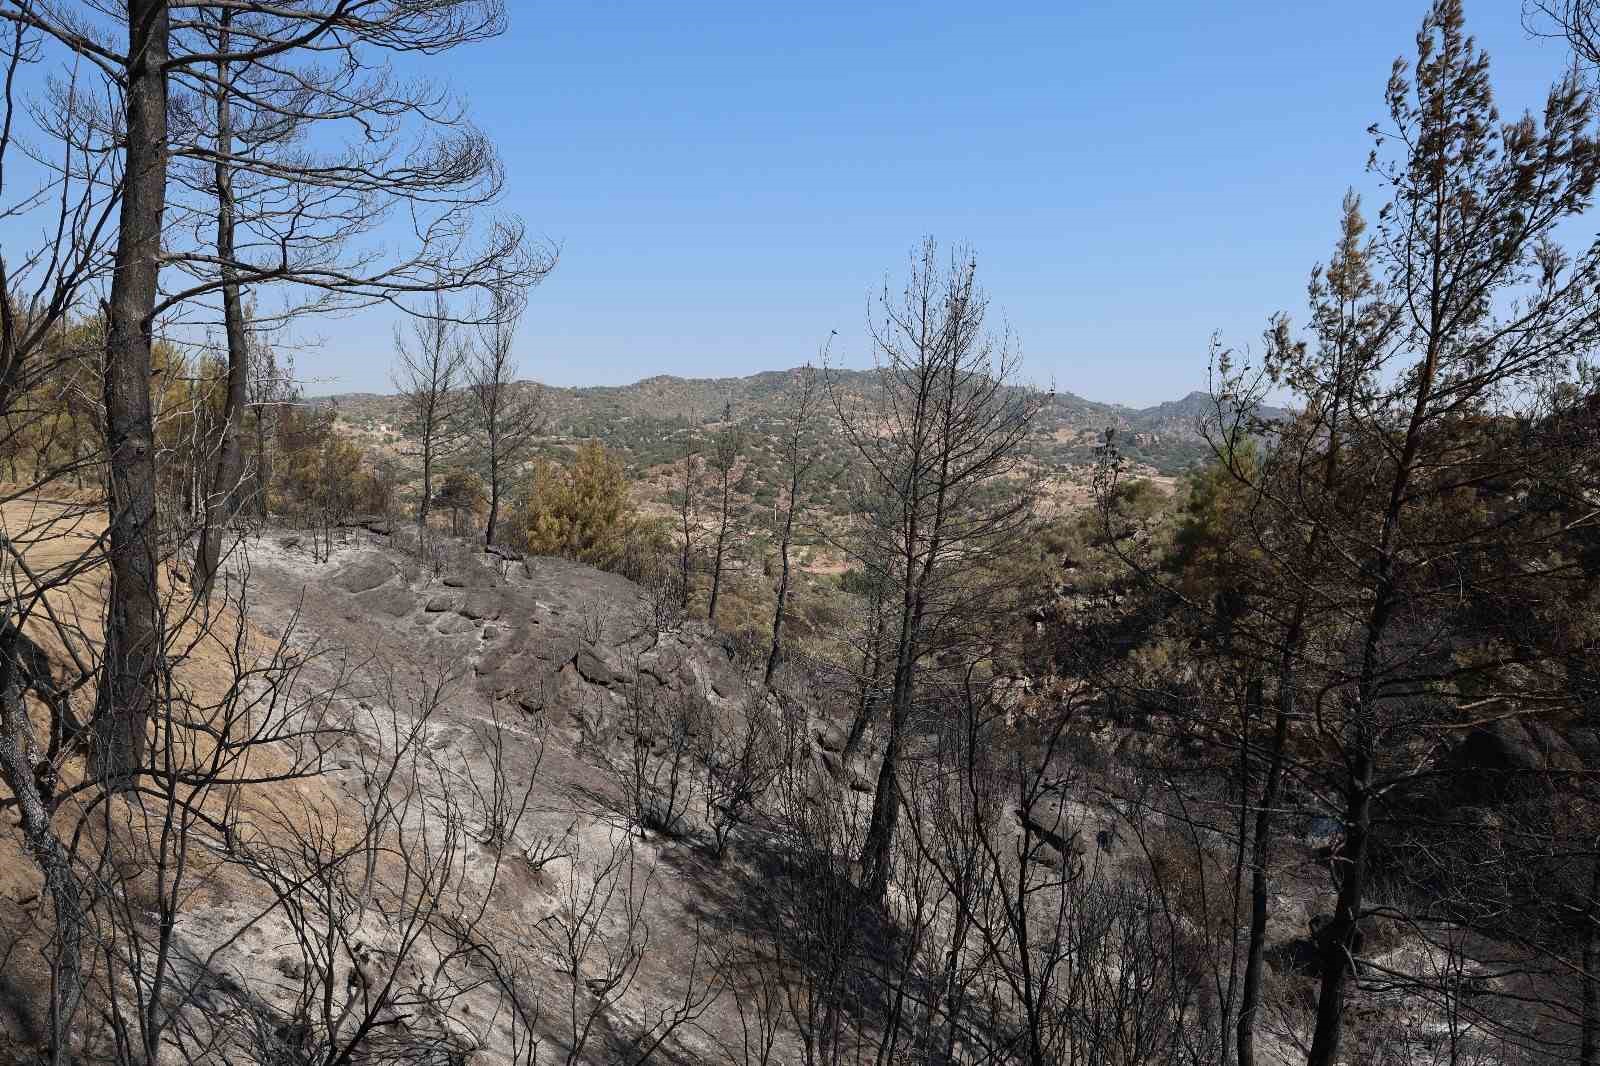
[243,529,822,788]
[173,528,847,1065]
[329,551,397,594]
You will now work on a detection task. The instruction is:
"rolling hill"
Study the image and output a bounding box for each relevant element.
[317,367,1267,483]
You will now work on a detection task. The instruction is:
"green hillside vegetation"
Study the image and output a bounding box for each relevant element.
[317,369,1250,481]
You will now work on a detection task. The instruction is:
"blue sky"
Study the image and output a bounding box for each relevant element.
[293,3,1574,403]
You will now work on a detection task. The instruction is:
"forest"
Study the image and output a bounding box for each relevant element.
[1,1,1600,1064]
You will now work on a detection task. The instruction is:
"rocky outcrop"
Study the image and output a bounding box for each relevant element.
[330,552,398,594]
[1448,717,1582,802]
[309,536,820,767]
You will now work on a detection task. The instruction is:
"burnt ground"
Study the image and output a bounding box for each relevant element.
[194,524,848,1065]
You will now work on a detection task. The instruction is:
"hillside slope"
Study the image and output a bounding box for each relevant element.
[318,368,1280,479]
[0,515,867,1064]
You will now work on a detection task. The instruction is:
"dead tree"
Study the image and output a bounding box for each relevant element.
[758,763,874,1066]
[0,538,363,1064]
[676,434,702,613]
[0,0,545,783]
[470,271,545,548]
[533,826,722,1065]
[208,668,538,1066]
[243,325,295,518]
[0,621,86,1060]
[606,663,704,840]
[155,2,553,597]
[894,676,1204,1066]
[840,489,896,762]
[1224,194,1387,1066]
[0,16,123,1055]
[1085,193,1395,1066]
[184,6,249,602]
[832,238,1040,901]
[0,5,548,1061]
[93,0,173,785]
[707,399,742,623]
[698,689,781,860]
[764,362,823,686]
[393,291,469,534]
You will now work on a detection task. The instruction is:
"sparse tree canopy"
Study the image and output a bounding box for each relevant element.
[707,398,744,623]
[766,361,824,686]
[470,271,545,548]
[393,290,470,530]
[833,237,1043,900]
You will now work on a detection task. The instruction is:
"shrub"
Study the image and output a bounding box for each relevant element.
[516,440,637,569]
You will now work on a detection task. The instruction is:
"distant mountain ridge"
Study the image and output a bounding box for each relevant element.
[316,368,1282,477]
[317,370,1256,431]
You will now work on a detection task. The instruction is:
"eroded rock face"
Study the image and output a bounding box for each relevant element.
[173,530,848,1066]
[308,537,805,763]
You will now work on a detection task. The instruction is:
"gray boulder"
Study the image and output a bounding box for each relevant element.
[331,553,396,594]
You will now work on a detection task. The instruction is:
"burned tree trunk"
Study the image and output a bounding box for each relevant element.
[195,12,247,602]
[95,0,172,782]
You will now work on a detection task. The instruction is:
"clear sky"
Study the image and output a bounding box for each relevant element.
[303,2,1575,404]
